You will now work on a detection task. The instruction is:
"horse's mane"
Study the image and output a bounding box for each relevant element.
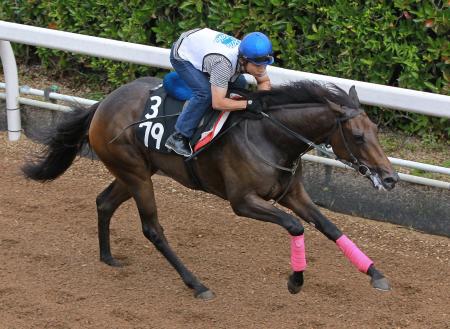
[252,80,357,108]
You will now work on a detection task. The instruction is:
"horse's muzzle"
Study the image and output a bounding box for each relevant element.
[360,165,398,191]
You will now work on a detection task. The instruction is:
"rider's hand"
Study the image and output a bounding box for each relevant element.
[241,99,264,120]
[246,99,264,114]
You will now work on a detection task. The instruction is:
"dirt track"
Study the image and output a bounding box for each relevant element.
[0,132,449,329]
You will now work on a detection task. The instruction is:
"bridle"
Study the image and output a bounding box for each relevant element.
[244,106,373,203]
[326,108,373,177]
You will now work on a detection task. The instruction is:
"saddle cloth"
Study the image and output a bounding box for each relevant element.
[135,85,231,154]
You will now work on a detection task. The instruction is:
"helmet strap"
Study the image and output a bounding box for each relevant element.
[238,57,249,72]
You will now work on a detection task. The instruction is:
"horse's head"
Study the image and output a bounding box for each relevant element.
[326,86,398,191]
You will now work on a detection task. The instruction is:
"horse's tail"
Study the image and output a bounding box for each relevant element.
[22,102,100,182]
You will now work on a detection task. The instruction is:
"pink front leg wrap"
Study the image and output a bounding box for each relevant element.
[336,235,373,273]
[290,235,307,271]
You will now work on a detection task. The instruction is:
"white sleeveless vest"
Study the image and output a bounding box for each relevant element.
[177,28,240,73]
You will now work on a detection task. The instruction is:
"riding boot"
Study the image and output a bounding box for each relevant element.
[165,132,193,157]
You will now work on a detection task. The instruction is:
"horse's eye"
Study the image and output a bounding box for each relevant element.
[354,134,365,144]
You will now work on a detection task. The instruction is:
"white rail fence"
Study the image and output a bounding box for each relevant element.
[1,21,449,189]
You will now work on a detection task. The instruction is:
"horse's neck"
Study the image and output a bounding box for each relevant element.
[264,105,336,155]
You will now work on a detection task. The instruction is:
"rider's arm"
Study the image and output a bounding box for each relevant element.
[211,85,247,111]
[255,73,271,91]
[207,56,247,111]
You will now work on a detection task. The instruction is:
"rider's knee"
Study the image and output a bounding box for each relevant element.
[193,87,212,101]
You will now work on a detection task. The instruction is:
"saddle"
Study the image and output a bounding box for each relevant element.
[135,72,244,154]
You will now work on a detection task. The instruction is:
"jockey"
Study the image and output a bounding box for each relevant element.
[164,28,274,157]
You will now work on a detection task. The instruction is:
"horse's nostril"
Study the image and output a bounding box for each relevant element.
[383,176,396,185]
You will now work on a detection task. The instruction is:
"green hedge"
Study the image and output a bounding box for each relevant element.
[1,0,449,138]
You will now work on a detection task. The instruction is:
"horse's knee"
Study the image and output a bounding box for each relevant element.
[231,200,304,235]
[288,223,304,236]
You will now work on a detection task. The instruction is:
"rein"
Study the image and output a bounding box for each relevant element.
[244,119,303,204]
[244,106,368,204]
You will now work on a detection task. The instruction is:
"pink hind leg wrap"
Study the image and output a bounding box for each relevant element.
[336,235,373,273]
[290,235,307,271]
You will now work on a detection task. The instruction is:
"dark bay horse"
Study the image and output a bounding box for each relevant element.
[22,78,398,300]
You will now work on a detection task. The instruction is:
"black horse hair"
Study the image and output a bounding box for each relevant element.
[252,80,358,109]
[22,103,99,182]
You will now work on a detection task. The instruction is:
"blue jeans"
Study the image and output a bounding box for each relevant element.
[170,48,246,138]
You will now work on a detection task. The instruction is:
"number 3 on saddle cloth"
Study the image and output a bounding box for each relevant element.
[136,72,242,154]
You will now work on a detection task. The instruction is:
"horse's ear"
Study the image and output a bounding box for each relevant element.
[349,85,360,107]
[325,98,346,115]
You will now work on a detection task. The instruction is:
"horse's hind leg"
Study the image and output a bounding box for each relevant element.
[280,182,390,292]
[96,179,131,267]
[124,175,214,300]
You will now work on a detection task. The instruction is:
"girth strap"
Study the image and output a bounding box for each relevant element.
[184,157,205,191]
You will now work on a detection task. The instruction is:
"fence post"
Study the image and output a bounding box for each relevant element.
[0,40,21,141]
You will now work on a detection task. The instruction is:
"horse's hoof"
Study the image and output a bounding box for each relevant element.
[287,273,303,294]
[371,277,391,291]
[287,279,303,294]
[101,257,123,267]
[195,289,215,300]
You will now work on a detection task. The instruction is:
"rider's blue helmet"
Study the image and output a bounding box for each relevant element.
[239,32,274,66]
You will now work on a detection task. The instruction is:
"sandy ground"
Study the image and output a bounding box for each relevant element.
[0,132,449,329]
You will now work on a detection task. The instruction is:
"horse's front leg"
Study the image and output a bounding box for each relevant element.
[230,193,307,293]
[280,182,390,292]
